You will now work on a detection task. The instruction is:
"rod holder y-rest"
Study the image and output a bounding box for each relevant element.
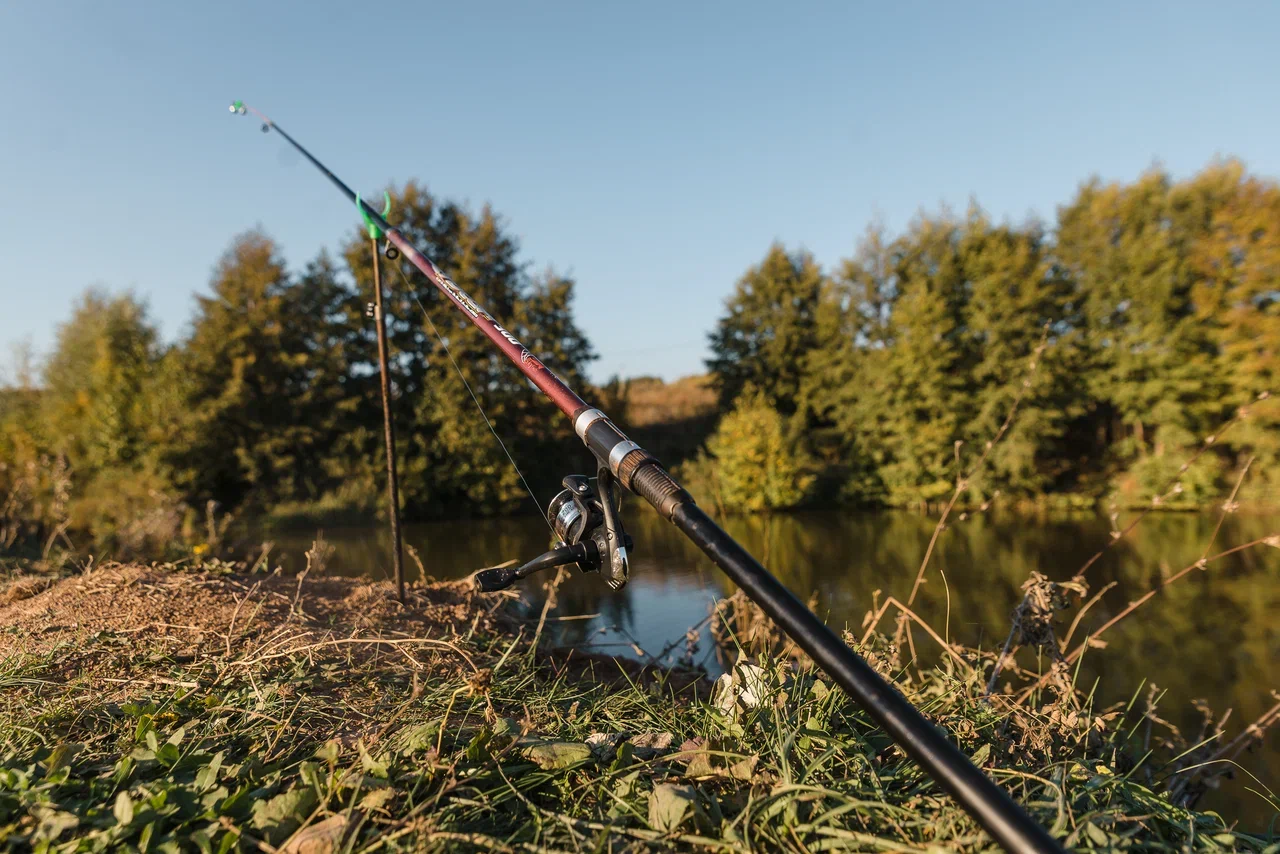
[357,192,399,259]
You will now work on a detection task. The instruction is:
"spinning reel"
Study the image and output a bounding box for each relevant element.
[473,468,632,592]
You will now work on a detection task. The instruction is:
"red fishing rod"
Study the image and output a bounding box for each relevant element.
[229,101,1064,854]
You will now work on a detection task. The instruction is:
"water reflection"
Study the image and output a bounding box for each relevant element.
[261,506,1279,826]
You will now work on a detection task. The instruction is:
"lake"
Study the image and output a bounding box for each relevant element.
[263,506,1279,827]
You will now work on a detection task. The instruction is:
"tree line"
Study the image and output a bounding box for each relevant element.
[1,160,1277,555]
[691,159,1279,512]
[0,182,595,553]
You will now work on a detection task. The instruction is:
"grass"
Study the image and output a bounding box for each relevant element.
[1,558,1276,853]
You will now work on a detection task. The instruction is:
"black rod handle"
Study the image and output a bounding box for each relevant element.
[669,502,1064,854]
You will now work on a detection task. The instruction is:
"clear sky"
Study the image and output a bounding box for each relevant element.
[1,1,1276,383]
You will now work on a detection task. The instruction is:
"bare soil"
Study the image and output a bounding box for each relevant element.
[0,563,516,689]
[0,561,701,698]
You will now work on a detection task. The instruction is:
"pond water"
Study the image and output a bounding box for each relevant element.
[263,506,1279,827]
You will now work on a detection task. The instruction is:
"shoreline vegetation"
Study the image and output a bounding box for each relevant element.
[4,161,1280,557]
[2,556,1277,852]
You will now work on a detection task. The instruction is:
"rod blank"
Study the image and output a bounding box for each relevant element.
[671,502,1063,853]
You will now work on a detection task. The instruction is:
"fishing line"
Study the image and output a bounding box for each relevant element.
[390,258,550,530]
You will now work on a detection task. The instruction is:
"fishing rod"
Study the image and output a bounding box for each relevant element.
[229,101,1064,854]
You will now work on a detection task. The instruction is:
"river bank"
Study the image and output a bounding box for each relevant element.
[1,558,1276,852]
[252,503,1280,831]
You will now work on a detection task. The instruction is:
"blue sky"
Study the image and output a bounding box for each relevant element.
[1,1,1276,383]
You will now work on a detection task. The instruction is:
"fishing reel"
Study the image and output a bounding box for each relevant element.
[474,468,631,592]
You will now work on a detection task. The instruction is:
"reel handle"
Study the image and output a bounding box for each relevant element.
[472,563,522,592]
[472,542,591,592]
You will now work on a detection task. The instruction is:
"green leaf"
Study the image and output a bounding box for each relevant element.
[201,786,230,813]
[464,729,492,762]
[393,721,440,752]
[970,744,991,766]
[214,828,237,854]
[491,716,520,735]
[114,791,135,827]
[648,784,696,832]
[314,741,341,764]
[728,755,759,781]
[684,751,716,778]
[191,829,214,854]
[33,808,79,842]
[357,742,388,779]
[612,770,641,800]
[195,752,224,792]
[112,755,136,786]
[359,788,394,811]
[156,742,181,767]
[251,788,319,845]
[281,814,348,854]
[608,770,642,818]
[609,740,636,772]
[219,785,252,819]
[1083,822,1112,846]
[43,743,75,774]
[298,761,323,792]
[521,740,592,770]
[139,821,155,853]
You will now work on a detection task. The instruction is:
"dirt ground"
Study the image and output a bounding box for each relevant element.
[0,562,523,689]
[0,560,702,700]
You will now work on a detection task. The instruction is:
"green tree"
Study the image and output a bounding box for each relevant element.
[682,386,815,513]
[955,211,1079,494]
[162,233,356,510]
[1056,169,1228,463]
[799,226,896,503]
[826,217,972,505]
[11,290,187,553]
[802,211,1078,505]
[799,226,891,416]
[341,183,596,516]
[1187,161,1280,503]
[1190,161,1280,406]
[707,244,826,415]
[0,344,51,548]
[40,290,161,476]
